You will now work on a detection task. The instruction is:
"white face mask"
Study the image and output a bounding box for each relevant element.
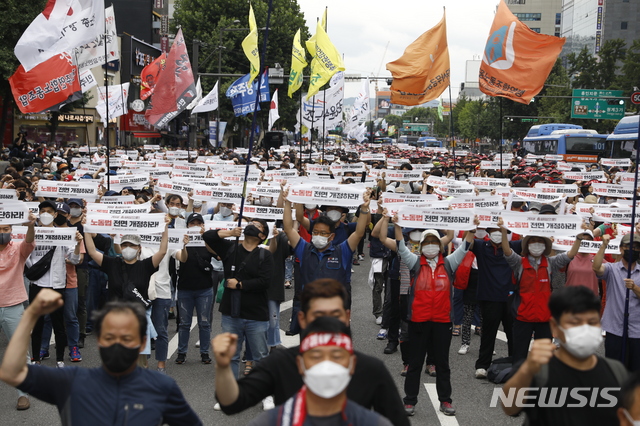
[326,210,342,222]
[623,409,640,426]
[421,244,440,258]
[121,247,138,261]
[490,231,502,245]
[168,206,181,216]
[305,204,317,211]
[192,200,203,209]
[260,197,272,206]
[559,324,603,359]
[219,206,232,217]
[528,242,546,257]
[39,212,54,226]
[69,207,83,218]
[179,208,186,217]
[475,229,487,239]
[301,359,352,399]
[312,235,330,249]
[409,231,422,242]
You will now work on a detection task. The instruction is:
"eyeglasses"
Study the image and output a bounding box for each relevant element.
[312,231,331,237]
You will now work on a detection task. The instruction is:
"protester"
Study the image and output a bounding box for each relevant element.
[619,372,640,426]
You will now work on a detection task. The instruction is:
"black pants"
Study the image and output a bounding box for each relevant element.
[30,285,67,362]
[475,300,513,370]
[512,320,552,364]
[404,321,452,405]
[605,332,640,372]
[382,278,400,344]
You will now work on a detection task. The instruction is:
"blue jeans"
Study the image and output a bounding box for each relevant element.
[284,256,294,282]
[221,315,269,379]
[0,304,28,397]
[63,288,79,347]
[267,300,281,347]
[151,298,171,362]
[177,288,213,355]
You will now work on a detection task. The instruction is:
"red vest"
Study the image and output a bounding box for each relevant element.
[454,251,475,290]
[409,254,451,323]
[516,256,551,322]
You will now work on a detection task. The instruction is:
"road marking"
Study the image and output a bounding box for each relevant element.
[471,325,507,342]
[168,316,198,359]
[424,383,460,426]
[281,299,293,311]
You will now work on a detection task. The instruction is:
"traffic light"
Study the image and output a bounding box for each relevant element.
[386,78,393,86]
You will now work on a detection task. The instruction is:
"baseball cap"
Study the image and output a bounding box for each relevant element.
[56,202,70,214]
[67,198,83,207]
[38,200,57,211]
[120,235,141,246]
[621,233,639,246]
[187,212,204,225]
[419,230,443,252]
[539,204,557,215]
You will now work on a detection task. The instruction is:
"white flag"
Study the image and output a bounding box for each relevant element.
[346,78,370,133]
[268,89,280,131]
[191,81,219,114]
[79,69,97,93]
[187,77,203,110]
[381,119,388,130]
[15,0,105,72]
[74,5,118,72]
[96,83,130,124]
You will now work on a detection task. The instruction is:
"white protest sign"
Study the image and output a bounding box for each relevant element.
[359,153,386,161]
[382,170,424,182]
[0,189,17,200]
[386,159,410,168]
[329,163,366,175]
[553,237,621,254]
[493,187,512,199]
[287,184,363,206]
[468,178,511,189]
[545,154,564,161]
[435,184,476,197]
[385,201,449,218]
[264,169,299,182]
[556,162,572,172]
[591,183,635,198]
[591,208,640,224]
[84,213,166,234]
[396,207,476,230]
[221,172,260,184]
[480,160,511,170]
[36,180,99,200]
[238,205,284,220]
[101,195,135,204]
[107,174,149,191]
[511,188,566,203]
[533,183,579,197]
[155,179,194,197]
[305,164,330,173]
[500,211,583,236]
[475,208,504,228]
[86,202,151,215]
[25,202,39,214]
[250,185,282,198]
[144,145,161,151]
[380,193,439,206]
[600,158,631,168]
[449,196,503,210]
[191,184,243,203]
[411,163,433,171]
[0,202,30,224]
[562,171,607,182]
[33,227,77,247]
[616,173,639,186]
[426,176,455,187]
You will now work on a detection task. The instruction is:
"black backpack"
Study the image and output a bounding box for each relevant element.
[487,356,513,384]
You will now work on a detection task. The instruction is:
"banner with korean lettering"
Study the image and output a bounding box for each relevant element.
[468,177,511,189]
[380,193,440,206]
[36,180,99,200]
[475,208,503,228]
[561,171,607,182]
[396,208,475,230]
[553,237,621,255]
[191,184,243,203]
[107,174,149,192]
[86,202,151,215]
[226,71,270,117]
[101,195,135,205]
[500,211,583,237]
[287,183,363,207]
[297,72,344,133]
[591,183,635,199]
[600,158,631,168]
[96,83,129,125]
[0,203,30,225]
[74,5,119,72]
[239,205,284,220]
[155,179,194,197]
[0,189,18,201]
[511,188,566,203]
[434,184,476,197]
[84,213,166,234]
[33,227,78,247]
[449,196,503,210]
[9,53,82,114]
[381,169,424,182]
[590,208,640,224]
[533,183,579,197]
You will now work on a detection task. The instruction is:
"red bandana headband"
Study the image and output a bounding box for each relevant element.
[299,332,353,354]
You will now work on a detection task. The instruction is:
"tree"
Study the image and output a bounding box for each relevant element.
[619,39,640,114]
[173,0,310,143]
[536,59,571,124]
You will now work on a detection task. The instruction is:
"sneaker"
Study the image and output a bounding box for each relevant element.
[401,365,409,377]
[426,364,436,376]
[175,353,186,364]
[39,350,50,360]
[384,342,398,354]
[16,396,30,411]
[404,404,416,416]
[376,329,387,340]
[56,361,65,368]
[78,336,85,349]
[358,254,365,261]
[475,368,488,379]
[284,281,292,289]
[201,353,212,364]
[474,326,482,336]
[262,396,275,410]
[213,403,221,411]
[157,368,167,375]
[458,344,470,355]
[439,401,456,416]
[195,340,200,348]
[69,346,82,362]
[375,316,383,325]
[352,258,360,265]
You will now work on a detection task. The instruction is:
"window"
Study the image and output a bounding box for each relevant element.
[507,0,526,4]
[514,13,542,21]
[530,28,541,33]
[555,13,561,25]
[555,32,561,37]
[621,21,628,30]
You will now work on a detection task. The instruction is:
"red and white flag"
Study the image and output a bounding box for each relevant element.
[268,89,280,131]
[15,0,105,72]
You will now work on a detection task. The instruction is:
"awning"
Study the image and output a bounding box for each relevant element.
[132,132,161,138]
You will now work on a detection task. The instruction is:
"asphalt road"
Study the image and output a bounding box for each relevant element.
[0,255,532,426]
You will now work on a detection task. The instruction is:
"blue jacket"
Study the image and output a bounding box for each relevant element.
[471,239,522,302]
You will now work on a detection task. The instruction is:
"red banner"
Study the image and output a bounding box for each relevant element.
[140,53,167,101]
[9,53,81,114]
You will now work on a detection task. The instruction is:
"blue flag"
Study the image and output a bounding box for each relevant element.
[226,70,270,117]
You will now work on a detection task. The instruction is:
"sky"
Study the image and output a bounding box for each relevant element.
[296,0,499,100]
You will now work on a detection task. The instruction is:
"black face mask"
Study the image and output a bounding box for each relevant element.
[18,192,26,200]
[625,250,640,265]
[0,232,11,245]
[53,214,67,226]
[99,343,140,374]
[243,224,262,238]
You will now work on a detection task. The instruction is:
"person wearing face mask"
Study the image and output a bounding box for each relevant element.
[502,286,628,425]
[66,198,89,348]
[500,223,580,365]
[565,230,600,295]
[0,291,202,424]
[593,233,640,371]
[296,205,356,246]
[247,316,393,426]
[212,202,237,222]
[619,372,640,426]
[213,278,409,426]
[162,194,186,229]
[395,223,475,417]
[27,200,83,367]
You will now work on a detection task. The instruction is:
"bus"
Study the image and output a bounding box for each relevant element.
[606,115,638,158]
[416,136,443,148]
[522,123,609,163]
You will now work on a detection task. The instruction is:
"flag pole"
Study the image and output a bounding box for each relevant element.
[448,83,455,177]
[309,94,315,162]
[622,113,640,366]
[499,97,503,176]
[322,87,326,163]
[299,89,303,166]
[104,2,110,190]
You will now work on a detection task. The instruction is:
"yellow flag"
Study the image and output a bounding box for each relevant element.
[288,29,308,98]
[306,22,344,100]
[241,4,260,85]
[305,9,326,56]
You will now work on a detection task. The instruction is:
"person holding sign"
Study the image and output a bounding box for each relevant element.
[498,219,581,365]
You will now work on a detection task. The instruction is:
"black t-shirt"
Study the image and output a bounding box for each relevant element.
[100,256,158,308]
[267,232,291,302]
[178,247,214,291]
[515,356,623,426]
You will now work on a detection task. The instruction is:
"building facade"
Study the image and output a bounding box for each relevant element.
[506,0,563,36]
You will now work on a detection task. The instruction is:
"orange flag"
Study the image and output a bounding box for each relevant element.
[386,11,450,106]
[479,0,565,104]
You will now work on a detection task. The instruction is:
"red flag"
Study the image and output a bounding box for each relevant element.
[9,52,81,114]
[140,53,167,101]
[145,29,196,128]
